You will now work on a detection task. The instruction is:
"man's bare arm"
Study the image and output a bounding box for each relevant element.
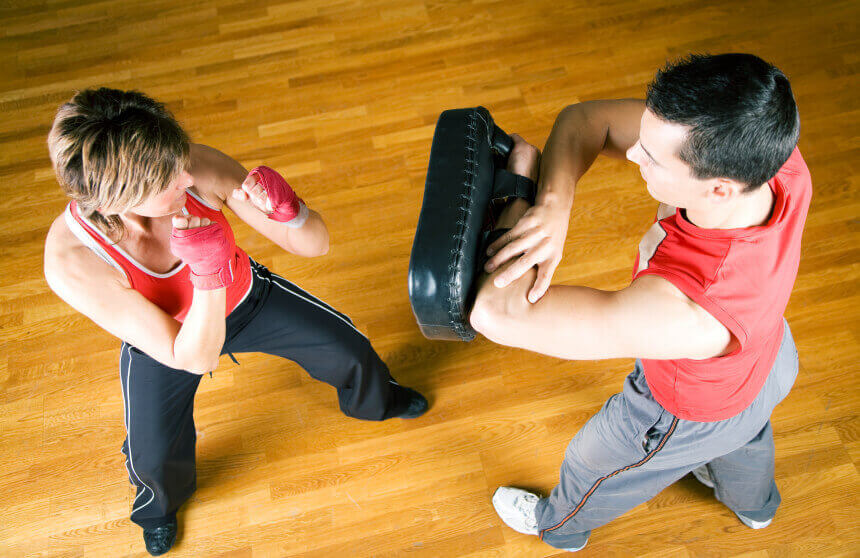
[485,100,646,301]
[471,250,732,361]
[471,134,732,362]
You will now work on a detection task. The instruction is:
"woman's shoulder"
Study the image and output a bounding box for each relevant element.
[188,143,248,210]
[45,211,81,267]
[44,212,130,291]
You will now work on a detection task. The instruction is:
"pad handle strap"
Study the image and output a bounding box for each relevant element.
[492,168,536,205]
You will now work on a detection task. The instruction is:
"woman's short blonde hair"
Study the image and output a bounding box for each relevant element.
[47,87,190,240]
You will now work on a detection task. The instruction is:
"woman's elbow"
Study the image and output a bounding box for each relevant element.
[172,353,219,375]
[316,226,330,256]
[304,213,330,256]
[297,229,329,257]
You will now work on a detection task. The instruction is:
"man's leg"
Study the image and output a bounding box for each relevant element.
[530,362,689,549]
[501,322,799,550]
[693,320,799,527]
[696,421,780,526]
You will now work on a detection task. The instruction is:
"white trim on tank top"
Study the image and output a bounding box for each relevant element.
[64,205,125,274]
[73,204,188,278]
[186,188,219,210]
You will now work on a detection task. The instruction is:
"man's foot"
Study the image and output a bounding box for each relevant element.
[389,385,429,419]
[492,487,588,552]
[691,466,773,529]
[492,487,540,535]
[143,520,177,556]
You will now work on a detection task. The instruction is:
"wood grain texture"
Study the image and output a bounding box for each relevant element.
[1,0,858,556]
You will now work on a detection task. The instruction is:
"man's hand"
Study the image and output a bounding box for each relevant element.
[484,134,569,303]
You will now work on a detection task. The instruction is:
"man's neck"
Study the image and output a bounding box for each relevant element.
[685,182,775,229]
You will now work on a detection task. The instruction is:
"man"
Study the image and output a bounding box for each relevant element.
[470,54,810,552]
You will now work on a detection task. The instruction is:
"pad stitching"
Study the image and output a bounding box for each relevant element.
[446,110,482,341]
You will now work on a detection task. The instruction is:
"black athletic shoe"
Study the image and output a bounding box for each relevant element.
[390,386,429,419]
[143,521,177,556]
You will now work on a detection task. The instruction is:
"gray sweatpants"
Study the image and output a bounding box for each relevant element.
[535,320,799,550]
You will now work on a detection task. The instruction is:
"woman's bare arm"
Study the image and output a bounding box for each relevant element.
[44,216,225,374]
[188,143,330,257]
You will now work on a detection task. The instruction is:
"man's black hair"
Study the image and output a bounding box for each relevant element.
[645,53,800,191]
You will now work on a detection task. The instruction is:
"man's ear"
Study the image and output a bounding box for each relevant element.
[707,177,743,203]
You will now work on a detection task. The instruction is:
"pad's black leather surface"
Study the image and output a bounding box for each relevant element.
[409,107,527,341]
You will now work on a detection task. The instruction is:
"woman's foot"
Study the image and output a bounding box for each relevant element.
[388,385,429,419]
[143,520,177,556]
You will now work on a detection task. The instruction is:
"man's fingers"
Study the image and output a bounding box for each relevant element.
[231,188,248,200]
[492,238,552,288]
[493,255,536,288]
[486,232,509,257]
[528,263,556,303]
[485,234,535,272]
[487,217,535,256]
[172,215,188,229]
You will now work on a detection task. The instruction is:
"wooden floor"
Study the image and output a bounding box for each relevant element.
[2,0,858,556]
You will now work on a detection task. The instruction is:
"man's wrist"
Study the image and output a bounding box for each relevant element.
[535,186,574,210]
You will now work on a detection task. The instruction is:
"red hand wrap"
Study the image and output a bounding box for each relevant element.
[248,166,306,224]
[170,222,235,290]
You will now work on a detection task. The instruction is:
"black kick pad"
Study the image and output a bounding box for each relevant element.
[408,107,535,341]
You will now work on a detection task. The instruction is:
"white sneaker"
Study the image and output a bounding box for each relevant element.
[492,487,539,535]
[691,466,773,529]
[492,487,589,552]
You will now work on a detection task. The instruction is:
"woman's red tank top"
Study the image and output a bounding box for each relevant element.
[66,190,253,322]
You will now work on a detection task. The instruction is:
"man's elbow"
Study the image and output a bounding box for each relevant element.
[470,288,525,344]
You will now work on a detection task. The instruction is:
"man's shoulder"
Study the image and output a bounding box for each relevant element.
[623,274,735,358]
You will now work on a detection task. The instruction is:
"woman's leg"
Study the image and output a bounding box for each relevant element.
[119,343,202,529]
[226,262,424,421]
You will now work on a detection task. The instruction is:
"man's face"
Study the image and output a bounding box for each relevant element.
[626,109,713,209]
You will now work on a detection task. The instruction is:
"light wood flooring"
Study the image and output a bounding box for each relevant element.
[1,0,858,556]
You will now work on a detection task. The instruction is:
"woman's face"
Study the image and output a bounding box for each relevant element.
[124,169,193,218]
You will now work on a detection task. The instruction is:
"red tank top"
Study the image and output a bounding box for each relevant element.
[66,190,253,322]
[632,148,812,421]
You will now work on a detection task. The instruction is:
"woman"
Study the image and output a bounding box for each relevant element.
[43,88,427,556]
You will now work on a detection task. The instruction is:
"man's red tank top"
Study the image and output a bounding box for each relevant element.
[632,148,812,421]
[65,190,253,322]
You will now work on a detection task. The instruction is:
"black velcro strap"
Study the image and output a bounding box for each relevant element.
[493,168,536,205]
[480,228,511,269]
[483,227,511,248]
